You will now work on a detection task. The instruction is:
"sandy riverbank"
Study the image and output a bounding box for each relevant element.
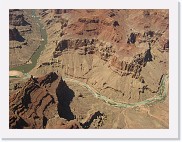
[9,70,24,77]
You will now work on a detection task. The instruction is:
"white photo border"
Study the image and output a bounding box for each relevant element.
[0,0,179,139]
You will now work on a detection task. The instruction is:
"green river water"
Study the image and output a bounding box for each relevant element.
[9,10,168,108]
[10,10,47,73]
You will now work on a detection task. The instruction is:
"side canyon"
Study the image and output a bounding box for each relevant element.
[9,9,169,129]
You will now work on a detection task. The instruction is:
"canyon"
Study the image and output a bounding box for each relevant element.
[9,9,41,68]
[9,9,169,129]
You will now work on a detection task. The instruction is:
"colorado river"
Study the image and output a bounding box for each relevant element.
[9,10,168,108]
[64,74,168,108]
[10,10,47,73]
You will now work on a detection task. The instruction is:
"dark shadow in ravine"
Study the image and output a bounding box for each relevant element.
[11,117,28,129]
[80,111,103,129]
[56,79,75,121]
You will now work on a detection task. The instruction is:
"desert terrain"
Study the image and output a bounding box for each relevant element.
[9,9,42,68]
[9,9,169,129]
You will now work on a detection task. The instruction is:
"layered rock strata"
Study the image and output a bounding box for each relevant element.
[30,9,168,104]
[10,9,169,129]
[9,72,77,129]
[9,9,41,68]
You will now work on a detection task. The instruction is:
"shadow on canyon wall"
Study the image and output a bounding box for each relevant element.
[56,79,75,121]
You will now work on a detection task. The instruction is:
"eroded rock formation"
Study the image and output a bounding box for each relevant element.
[9,9,29,26]
[10,72,110,129]
[9,27,25,42]
[10,9,169,129]
[9,72,77,129]
[9,9,41,68]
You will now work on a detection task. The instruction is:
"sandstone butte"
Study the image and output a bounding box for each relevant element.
[9,9,169,129]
